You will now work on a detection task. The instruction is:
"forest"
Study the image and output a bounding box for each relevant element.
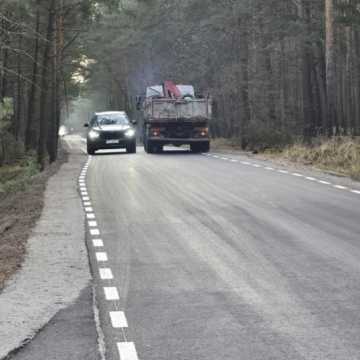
[1,0,360,170]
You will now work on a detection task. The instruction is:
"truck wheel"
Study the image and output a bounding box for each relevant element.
[146,141,154,153]
[126,142,137,154]
[87,144,96,155]
[201,142,210,153]
[190,144,201,153]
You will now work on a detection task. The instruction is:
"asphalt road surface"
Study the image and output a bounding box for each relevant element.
[78,138,360,360]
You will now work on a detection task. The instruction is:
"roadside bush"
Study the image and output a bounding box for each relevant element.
[242,123,293,152]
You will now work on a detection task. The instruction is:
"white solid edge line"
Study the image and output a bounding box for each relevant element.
[96,252,108,262]
[88,220,98,227]
[110,311,128,328]
[99,268,113,280]
[93,239,104,247]
[104,287,119,300]
[90,228,100,236]
[117,342,139,360]
[334,185,348,190]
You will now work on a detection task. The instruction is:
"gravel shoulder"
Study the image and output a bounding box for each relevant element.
[0,153,66,290]
[0,150,91,359]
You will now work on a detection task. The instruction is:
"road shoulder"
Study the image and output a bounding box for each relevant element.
[0,152,92,359]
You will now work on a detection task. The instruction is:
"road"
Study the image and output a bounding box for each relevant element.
[78,138,360,360]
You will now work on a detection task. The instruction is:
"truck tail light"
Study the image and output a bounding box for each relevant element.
[199,127,209,137]
[151,128,161,136]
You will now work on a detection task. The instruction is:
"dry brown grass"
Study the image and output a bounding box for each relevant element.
[282,137,360,180]
[211,137,243,150]
[211,136,360,180]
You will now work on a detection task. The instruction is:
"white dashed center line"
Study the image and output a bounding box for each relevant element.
[351,190,360,195]
[110,311,128,328]
[87,213,96,219]
[305,177,317,181]
[88,220,98,227]
[292,173,303,177]
[93,239,104,247]
[99,268,114,280]
[278,170,288,174]
[117,342,139,360]
[85,207,93,212]
[318,180,331,185]
[104,287,119,300]
[90,228,100,236]
[96,252,108,262]
[334,185,348,190]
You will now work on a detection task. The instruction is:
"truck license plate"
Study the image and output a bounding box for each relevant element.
[106,139,119,144]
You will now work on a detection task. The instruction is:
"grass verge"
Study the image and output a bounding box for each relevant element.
[212,137,360,181]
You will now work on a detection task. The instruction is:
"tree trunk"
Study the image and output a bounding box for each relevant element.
[325,0,338,135]
[37,0,56,169]
[25,1,40,151]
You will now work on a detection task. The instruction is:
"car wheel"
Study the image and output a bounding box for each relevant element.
[87,144,96,155]
[126,142,136,154]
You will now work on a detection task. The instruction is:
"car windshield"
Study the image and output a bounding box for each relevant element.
[96,113,129,126]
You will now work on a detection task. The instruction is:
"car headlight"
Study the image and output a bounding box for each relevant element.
[88,130,100,139]
[125,129,135,138]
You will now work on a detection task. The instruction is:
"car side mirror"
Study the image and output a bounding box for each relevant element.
[84,123,89,128]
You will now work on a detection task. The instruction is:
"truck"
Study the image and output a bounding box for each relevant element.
[138,81,211,153]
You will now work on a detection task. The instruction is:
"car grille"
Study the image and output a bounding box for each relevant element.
[100,131,124,140]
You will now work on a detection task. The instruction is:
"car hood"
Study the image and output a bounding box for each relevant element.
[92,125,131,132]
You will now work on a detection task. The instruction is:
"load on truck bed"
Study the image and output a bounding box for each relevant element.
[139,81,211,153]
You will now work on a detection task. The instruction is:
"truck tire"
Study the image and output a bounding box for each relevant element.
[126,142,136,154]
[190,144,201,153]
[146,140,154,153]
[201,142,210,153]
[191,142,210,153]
